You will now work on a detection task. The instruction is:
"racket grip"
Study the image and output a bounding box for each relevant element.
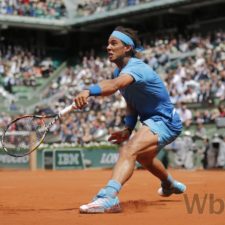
[59,103,77,117]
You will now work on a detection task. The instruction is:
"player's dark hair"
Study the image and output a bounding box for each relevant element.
[114,26,142,58]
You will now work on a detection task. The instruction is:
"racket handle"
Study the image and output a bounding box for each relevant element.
[59,103,77,117]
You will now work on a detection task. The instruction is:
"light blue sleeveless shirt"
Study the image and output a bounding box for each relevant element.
[113,57,182,131]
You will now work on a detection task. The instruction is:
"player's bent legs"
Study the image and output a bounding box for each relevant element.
[137,151,186,197]
[111,125,158,185]
[137,152,169,181]
[139,117,186,196]
[80,126,158,213]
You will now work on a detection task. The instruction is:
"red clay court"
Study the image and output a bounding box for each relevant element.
[0,169,224,225]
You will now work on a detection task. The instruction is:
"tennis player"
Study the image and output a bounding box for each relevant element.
[74,26,186,213]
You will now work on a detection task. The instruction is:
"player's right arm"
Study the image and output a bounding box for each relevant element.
[74,74,133,109]
[97,74,134,96]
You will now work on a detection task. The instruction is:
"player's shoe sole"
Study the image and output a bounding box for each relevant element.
[158,181,186,197]
[79,203,121,214]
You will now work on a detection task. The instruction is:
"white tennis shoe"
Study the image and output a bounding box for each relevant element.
[79,196,121,213]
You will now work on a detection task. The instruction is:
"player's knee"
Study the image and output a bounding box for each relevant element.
[119,145,137,160]
[137,156,154,168]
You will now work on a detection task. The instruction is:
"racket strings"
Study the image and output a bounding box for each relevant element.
[3,117,46,156]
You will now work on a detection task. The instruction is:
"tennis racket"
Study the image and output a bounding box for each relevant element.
[1,103,77,157]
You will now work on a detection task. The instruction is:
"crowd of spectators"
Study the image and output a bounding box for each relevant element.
[0,0,157,19]
[0,44,55,95]
[143,31,225,103]
[166,131,225,170]
[0,0,67,19]
[75,0,154,17]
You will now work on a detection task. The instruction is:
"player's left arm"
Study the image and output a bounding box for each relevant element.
[108,103,137,144]
[124,103,138,134]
